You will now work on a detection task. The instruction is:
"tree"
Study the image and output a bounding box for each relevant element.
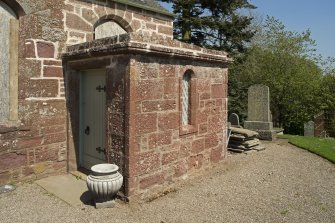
[229,16,327,134]
[159,0,256,54]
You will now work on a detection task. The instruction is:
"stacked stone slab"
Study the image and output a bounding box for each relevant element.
[244,85,276,140]
[228,127,265,153]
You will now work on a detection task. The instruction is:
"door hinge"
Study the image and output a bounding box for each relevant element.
[96,147,106,154]
[96,85,106,92]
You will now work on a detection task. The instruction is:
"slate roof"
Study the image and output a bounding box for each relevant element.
[113,0,172,16]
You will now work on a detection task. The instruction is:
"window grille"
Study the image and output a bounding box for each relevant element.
[181,72,191,125]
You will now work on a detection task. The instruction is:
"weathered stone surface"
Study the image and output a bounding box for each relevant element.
[0,152,26,170]
[139,173,164,189]
[244,121,273,131]
[25,40,36,58]
[0,8,15,122]
[142,100,176,112]
[158,112,179,131]
[211,84,225,99]
[66,13,92,32]
[148,131,172,149]
[134,113,157,134]
[19,59,42,78]
[244,85,275,140]
[95,21,127,39]
[0,0,230,203]
[162,150,179,165]
[36,41,55,58]
[43,66,63,77]
[304,121,315,137]
[229,113,240,126]
[247,85,271,122]
[19,78,59,98]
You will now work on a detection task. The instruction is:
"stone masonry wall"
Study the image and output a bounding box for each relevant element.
[64,0,173,45]
[0,0,67,184]
[1,0,174,184]
[63,32,230,200]
[126,56,228,200]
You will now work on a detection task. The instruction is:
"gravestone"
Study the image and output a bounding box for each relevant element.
[229,113,240,127]
[244,85,275,140]
[304,121,315,137]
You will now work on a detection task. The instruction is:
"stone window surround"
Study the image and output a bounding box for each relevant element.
[179,69,198,136]
[0,1,21,126]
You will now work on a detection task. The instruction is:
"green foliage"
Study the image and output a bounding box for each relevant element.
[229,16,333,134]
[279,135,335,163]
[159,0,256,54]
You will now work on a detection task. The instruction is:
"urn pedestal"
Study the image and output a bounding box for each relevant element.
[86,164,123,208]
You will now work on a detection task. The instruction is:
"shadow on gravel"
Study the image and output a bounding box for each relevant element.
[80,191,94,206]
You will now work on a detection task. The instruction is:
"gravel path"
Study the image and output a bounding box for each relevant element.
[1,139,334,223]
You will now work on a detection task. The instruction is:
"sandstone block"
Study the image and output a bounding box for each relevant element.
[139,173,164,189]
[36,42,55,58]
[43,66,63,77]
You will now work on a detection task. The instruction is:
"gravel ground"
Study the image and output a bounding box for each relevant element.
[1,139,334,223]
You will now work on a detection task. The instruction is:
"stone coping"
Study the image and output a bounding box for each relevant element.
[112,0,173,17]
[62,33,232,63]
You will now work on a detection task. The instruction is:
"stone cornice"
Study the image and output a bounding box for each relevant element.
[63,33,232,64]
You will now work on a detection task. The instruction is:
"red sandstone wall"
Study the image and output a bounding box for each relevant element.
[64,0,173,45]
[0,0,67,184]
[1,0,228,200]
[1,0,174,185]
[126,56,228,200]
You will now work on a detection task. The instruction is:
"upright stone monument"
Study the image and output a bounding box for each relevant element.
[244,85,276,140]
[229,113,240,127]
[304,121,315,137]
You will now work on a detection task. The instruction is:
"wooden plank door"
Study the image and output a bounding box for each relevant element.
[80,69,106,170]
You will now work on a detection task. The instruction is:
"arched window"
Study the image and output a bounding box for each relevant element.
[180,69,198,135]
[181,71,192,126]
[94,20,127,40]
[0,1,19,123]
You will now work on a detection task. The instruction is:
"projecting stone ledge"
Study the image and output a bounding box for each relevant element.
[244,121,276,140]
[62,33,233,64]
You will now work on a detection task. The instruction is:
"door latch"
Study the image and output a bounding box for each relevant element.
[96,85,106,92]
[96,147,106,154]
[84,126,90,135]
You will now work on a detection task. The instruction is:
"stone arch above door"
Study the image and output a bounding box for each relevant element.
[0,0,25,17]
[94,17,129,40]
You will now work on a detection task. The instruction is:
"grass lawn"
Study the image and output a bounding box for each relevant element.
[278,135,335,163]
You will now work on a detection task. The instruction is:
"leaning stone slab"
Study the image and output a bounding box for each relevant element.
[230,127,259,138]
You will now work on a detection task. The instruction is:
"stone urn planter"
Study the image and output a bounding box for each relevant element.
[86,163,123,208]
